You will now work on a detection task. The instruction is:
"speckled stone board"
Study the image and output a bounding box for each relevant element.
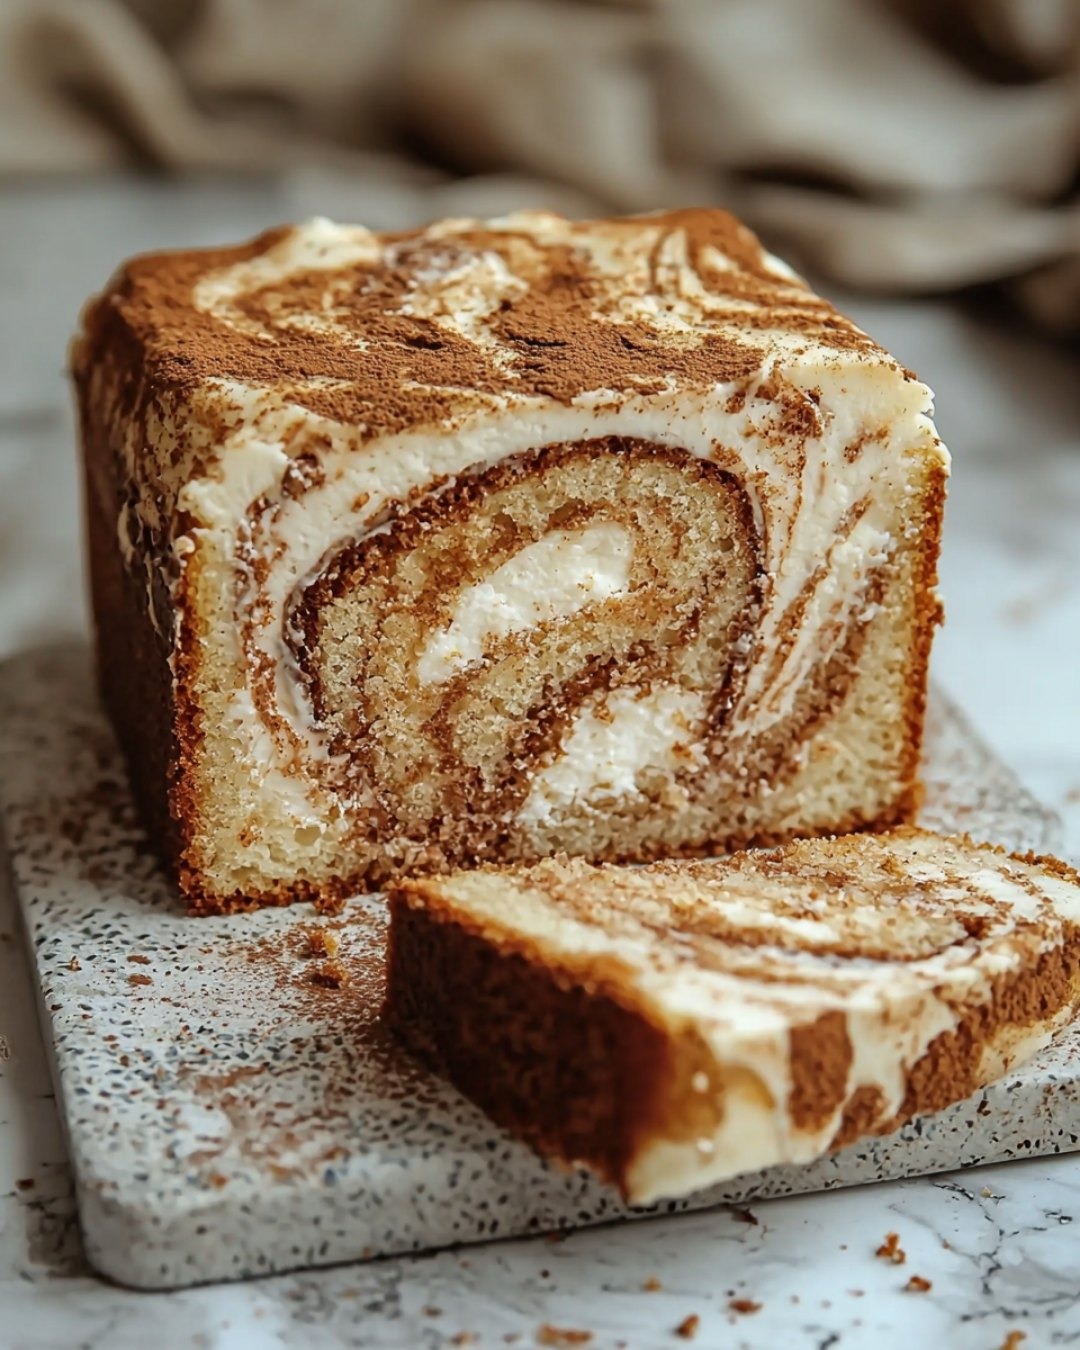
[0,644,1075,1291]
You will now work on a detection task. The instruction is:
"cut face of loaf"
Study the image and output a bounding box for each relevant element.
[385,830,1080,1204]
[74,209,948,912]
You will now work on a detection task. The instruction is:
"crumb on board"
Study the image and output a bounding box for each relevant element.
[1001,1333,1027,1350]
[450,1335,474,1347]
[302,926,340,959]
[308,959,349,989]
[905,1276,932,1293]
[675,1314,700,1340]
[536,1327,592,1346]
[126,953,150,964]
[127,973,153,987]
[642,1276,662,1291]
[728,1299,762,1315]
[875,1232,906,1264]
[67,956,81,971]
[422,1306,442,1317]
[15,1178,34,1191]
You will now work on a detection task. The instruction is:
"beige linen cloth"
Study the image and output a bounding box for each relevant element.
[1,0,1078,331]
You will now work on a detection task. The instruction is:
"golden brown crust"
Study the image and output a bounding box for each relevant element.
[385,893,676,1190]
[80,364,181,873]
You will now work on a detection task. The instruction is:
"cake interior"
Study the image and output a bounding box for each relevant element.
[183,434,941,901]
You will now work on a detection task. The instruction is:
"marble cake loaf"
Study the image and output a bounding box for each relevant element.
[73,209,949,913]
[386,831,1080,1202]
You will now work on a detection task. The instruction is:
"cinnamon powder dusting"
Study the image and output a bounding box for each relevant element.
[80,208,887,445]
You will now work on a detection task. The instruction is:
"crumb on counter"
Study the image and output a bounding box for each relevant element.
[642,1276,662,1291]
[728,1299,761,1315]
[536,1326,592,1346]
[675,1314,700,1339]
[905,1275,932,1293]
[875,1232,906,1264]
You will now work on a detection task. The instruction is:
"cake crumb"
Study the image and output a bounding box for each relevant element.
[16,1178,34,1191]
[422,1306,442,1317]
[642,1276,662,1291]
[1001,1334,1026,1350]
[68,956,81,971]
[875,1232,906,1264]
[675,1314,700,1339]
[451,1335,474,1347]
[308,959,349,989]
[127,953,150,964]
[536,1327,592,1346]
[302,926,340,959]
[730,1206,758,1225]
[905,1276,932,1293]
[728,1299,761,1315]
[127,973,153,987]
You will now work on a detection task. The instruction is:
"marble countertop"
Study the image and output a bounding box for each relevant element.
[1,179,1078,1349]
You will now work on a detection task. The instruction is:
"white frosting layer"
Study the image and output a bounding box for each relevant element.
[521,685,707,827]
[417,523,632,686]
[428,833,1080,1203]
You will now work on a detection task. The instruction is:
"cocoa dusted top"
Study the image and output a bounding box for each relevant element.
[76,209,896,440]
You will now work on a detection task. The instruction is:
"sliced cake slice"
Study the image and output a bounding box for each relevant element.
[385,829,1080,1203]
